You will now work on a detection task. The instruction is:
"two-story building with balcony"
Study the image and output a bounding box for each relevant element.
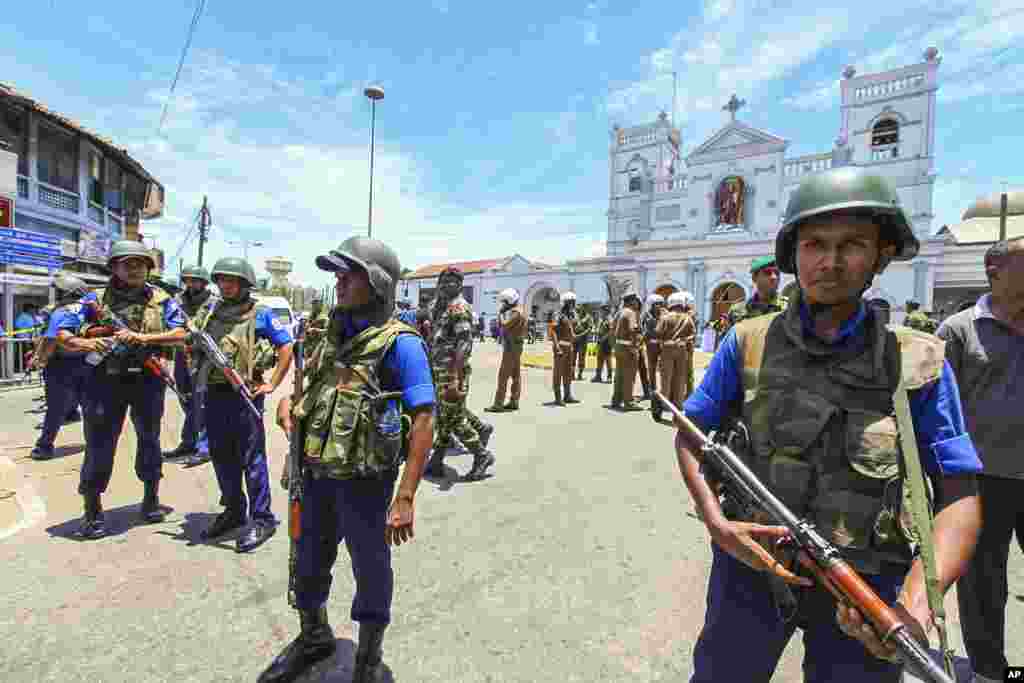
[0,83,164,307]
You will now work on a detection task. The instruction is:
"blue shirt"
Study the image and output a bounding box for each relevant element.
[46,290,185,337]
[255,306,294,348]
[397,309,417,326]
[338,314,435,411]
[14,312,37,339]
[684,302,982,477]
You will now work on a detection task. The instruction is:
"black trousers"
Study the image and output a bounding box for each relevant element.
[957,474,1024,680]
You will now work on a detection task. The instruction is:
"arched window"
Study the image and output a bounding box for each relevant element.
[628,169,642,192]
[871,118,899,161]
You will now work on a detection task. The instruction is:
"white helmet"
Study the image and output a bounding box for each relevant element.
[667,292,687,308]
[681,290,695,308]
[498,288,520,306]
[646,293,665,307]
[560,291,577,304]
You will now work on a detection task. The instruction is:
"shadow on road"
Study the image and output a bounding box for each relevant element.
[297,639,395,682]
[154,511,246,550]
[45,502,176,540]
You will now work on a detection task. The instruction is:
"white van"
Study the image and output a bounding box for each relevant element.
[252,295,296,337]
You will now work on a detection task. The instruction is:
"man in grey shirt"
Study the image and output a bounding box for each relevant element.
[938,237,1024,683]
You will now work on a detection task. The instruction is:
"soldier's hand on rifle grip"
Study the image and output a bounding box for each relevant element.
[836,600,929,663]
[114,329,144,345]
[276,397,293,438]
[707,520,815,587]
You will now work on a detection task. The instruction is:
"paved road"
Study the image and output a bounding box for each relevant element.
[0,343,1020,682]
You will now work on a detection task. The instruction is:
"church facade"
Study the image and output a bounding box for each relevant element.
[403,47,994,326]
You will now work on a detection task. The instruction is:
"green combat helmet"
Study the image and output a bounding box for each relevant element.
[108,239,156,269]
[210,257,257,287]
[776,167,919,274]
[180,264,211,283]
[53,273,89,298]
[316,236,401,321]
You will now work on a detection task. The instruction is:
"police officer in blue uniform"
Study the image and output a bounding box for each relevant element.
[674,168,983,681]
[259,237,435,683]
[191,257,293,552]
[163,264,215,466]
[54,240,188,539]
[31,274,92,461]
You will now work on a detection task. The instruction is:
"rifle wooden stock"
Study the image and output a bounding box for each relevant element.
[286,318,306,609]
[657,392,953,683]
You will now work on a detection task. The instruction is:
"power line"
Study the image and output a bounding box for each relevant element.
[157,0,208,135]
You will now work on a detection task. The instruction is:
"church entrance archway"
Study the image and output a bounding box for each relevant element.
[655,284,678,299]
[529,285,561,334]
[711,282,745,320]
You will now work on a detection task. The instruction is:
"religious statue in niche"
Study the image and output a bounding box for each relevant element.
[715,175,746,226]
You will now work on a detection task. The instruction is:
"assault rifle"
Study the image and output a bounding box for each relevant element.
[284,317,306,608]
[657,392,954,683]
[188,329,263,423]
[82,303,189,410]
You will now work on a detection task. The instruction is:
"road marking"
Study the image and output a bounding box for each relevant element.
[0,455,47,540]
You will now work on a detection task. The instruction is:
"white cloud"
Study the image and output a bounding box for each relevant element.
[704,0,735,22]
[781,79,840,111]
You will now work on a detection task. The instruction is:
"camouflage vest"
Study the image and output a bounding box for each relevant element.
[296,318,422,480]
[194,300,277,385]
[904,311,937,335]
[728,293,788,327]
[87,285,172,373]
[430,295,474,369]
[731,298,943,574]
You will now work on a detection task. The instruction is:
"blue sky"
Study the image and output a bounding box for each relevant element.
[2,0,1022,287]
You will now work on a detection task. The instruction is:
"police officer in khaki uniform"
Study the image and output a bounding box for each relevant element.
[485,288,526,412]
[653,291,696,420]
[611,291,643,411]
[573,305,594,380]
[674,167,983,681]
[549,291,579,405]
[641,294,665,397]
[260,237,435,683]
[592,304,614,383]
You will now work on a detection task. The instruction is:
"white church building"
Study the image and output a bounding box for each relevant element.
[403,48,997,326]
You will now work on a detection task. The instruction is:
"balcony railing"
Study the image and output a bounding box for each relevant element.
[784,155,833,179]
[871,146,900,161]
[37,182,80,214]
[654,176,688,193]
[854,74,925,100]
[17,175,28,199]
[88,201,106,225]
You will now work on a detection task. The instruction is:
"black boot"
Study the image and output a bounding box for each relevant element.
[352,622,387,683]
[77,491,106,540]
[477,421,495,449]
[424,452,446,477]
[502,400,519,411]
[200,509,247,540]
[553,388,563,406]
[257,606,337,683]
[464,449,495,481]
[140,480,167,523]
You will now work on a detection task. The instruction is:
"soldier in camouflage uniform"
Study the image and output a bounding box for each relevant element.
[164,264,216,466]
[903,300,937,334]
[724,255,787,335]
[424,266,496,480]
[304,295,329,361]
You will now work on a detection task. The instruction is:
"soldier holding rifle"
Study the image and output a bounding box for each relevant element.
[673,168,982,682]
[259,237,434,683]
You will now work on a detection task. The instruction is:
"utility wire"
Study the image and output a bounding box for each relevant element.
[157,0,208,135]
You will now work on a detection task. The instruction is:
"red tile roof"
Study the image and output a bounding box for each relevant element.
[405,257,511,280]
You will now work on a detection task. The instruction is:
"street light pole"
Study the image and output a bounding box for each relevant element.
[364,85,385,239]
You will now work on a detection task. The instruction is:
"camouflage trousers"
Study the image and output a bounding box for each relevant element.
[433,366,482,454]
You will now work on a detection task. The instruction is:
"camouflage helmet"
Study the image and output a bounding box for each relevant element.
[776,167,919,274]
[180,264,210,283]
[53,273,89,297]
[315,236,401,304]
[107,239,156,269]
[210,256,257,287]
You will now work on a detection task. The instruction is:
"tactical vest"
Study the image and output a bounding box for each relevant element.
[296,318,423,480]
[194,300,276,385]
[730,299,943,574]
[87,286,172,373]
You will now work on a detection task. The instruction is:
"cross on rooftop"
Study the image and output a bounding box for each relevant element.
[723,94,746,121]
